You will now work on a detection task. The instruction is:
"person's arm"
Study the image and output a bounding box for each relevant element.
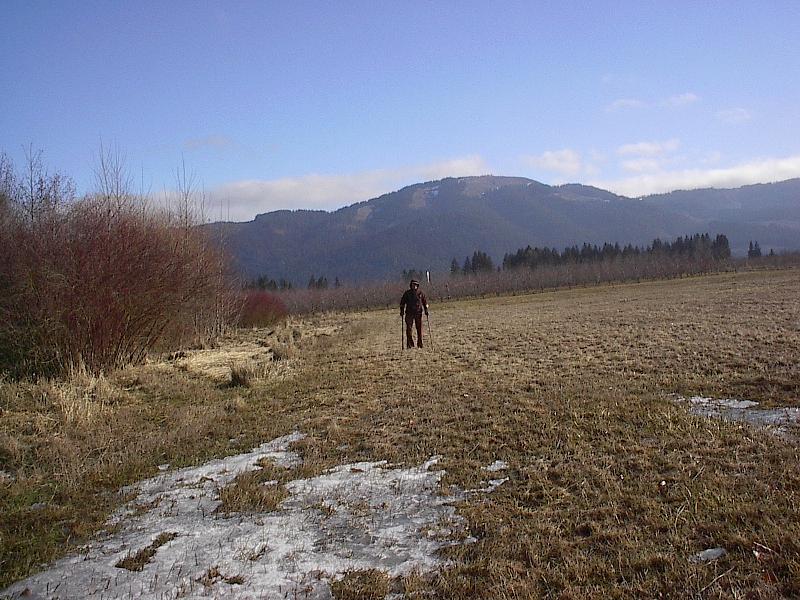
[400,291,406,315]
[422,292,429,315]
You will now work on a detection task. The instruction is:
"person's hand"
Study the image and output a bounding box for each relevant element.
[424,310,429,316]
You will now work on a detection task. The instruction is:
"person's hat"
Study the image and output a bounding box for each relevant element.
[410,279,419,285]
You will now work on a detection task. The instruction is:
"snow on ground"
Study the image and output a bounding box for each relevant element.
[482,460,508,473]
[2,434,504,600]
[676,395,800,438]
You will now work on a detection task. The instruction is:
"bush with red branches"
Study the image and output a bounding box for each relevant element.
[0,151,239,376]
[238,290,288,328]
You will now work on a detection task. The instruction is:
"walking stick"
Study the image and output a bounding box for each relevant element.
[401,314,405,350]
[426,313,434,350]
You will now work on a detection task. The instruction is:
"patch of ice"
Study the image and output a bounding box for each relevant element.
[467,477,509,494]
[486,478,509,492]
[2,436,489,599]
[690,547,727,563]
[483,460,508,473]
[688,396,759,410]
[676,395,800,437]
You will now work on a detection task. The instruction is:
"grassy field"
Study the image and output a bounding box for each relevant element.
[1,268,799,597]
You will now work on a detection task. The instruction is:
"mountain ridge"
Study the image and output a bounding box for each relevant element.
[206,176,800,283]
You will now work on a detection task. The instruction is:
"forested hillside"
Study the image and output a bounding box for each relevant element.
[207,176,800,284]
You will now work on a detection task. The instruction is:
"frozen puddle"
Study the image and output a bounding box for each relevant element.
[2,433,505,599]
[676,395,800,437]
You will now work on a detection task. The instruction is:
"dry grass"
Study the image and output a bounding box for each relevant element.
[197,566,245,587]
[216,475,289,514]
[115,531,178,571]
[2,268,799,597]
[331,569,390,599]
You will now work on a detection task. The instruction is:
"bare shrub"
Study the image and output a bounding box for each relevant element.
[0,150,240,376]
[238,290,288,328]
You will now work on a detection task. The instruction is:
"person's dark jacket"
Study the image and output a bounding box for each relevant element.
[400,288,428,316]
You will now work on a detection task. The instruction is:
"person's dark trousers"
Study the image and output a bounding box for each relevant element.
[405,312,424,347]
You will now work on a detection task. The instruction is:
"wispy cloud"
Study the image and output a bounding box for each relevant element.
[521,149,585,176]
[606,98,646,112]
[663,92,700,107]
[208,155,489,221]
[716,107,752,124]
[616,139,680,172]
[607,92,699,112]
[617,138,680,157]
[620,158,663,173]
[591,154,800,197]
[183,135,235,151]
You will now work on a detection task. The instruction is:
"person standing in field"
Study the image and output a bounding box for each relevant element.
[400,279,429,348]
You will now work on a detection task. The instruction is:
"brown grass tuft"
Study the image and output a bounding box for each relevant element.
[330,569,390,600]
[198,565,245,587]
[115,532,178,571]
[228,362,254,388]
[270,341,294,361]
[216,474,289,514]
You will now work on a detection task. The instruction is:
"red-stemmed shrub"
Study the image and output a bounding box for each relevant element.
[0,151,240,376]
[238,290,288,328]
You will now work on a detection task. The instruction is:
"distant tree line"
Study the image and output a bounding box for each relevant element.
[499,233,732,272]
[246,275,293,291]
[253,234,769,294]
[451,251,496,275]
[242,232,791,315]
[747,240,776,258]
[307,276,342,290]
[288,231,800,314]
[245,274,343,290]
[447,234,731,278]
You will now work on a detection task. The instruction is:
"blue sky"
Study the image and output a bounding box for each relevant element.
[2,1,799,221]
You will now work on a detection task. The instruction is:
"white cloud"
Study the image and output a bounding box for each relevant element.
[415,155,490,181]
[700,151,723,165]
[606,98,646,111]
[591,154,800,197]
[617,139,680,157]
[620,158,662,173]
[664,92,700,107]
[208,155,489,221]
[183,135,234,151]
[606,92,699,113]
[716,107,752,124]
[522,149,584,176]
